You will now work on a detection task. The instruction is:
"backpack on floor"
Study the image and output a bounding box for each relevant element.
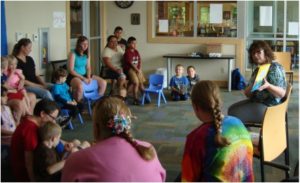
[231,68,246,90]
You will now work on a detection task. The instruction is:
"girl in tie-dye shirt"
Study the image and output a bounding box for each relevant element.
[181,80,254,182]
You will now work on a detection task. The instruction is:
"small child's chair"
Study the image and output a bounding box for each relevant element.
[60,109,84,130]
[82,79,102,116]
[141,74,167,107]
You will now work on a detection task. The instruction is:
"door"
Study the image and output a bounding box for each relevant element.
[68,1,101,75]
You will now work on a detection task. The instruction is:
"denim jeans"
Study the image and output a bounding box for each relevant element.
[25,83,54,101]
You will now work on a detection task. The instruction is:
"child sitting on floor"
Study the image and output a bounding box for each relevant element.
[186,65,200,95]
[169,64,189,101]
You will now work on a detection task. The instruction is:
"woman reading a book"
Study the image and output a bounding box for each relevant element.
[228,41,287,124]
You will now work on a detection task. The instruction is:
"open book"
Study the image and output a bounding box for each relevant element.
[251,63,271,92]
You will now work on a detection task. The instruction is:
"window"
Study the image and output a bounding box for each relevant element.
[246,1,299,70]
[154,1,237,38]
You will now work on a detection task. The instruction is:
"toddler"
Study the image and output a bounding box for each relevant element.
[123,36,146,105]
[34,121,65,181]
[5,55,32,114]
[186,65,200,95]
[181,80,254,181]
[169,64,189,101]
[51,68,83,122]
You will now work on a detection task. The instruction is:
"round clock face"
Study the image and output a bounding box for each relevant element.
[115,1,134,9]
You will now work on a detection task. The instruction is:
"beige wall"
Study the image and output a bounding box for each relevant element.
[104,1,237,81]
[5,1,67,75]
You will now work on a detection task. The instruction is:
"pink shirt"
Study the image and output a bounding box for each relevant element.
[62,136,166,182]
[6,69,23,89]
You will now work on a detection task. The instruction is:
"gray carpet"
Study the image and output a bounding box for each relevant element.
[63,83,299,182]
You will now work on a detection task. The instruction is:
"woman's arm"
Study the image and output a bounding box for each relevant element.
[46,160,66,175]
[86,56,91,79]
[258,78,286,98]
[68,52,85,80]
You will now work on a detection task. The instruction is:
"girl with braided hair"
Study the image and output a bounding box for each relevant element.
[61,96,166,181]
[181,80,254,182]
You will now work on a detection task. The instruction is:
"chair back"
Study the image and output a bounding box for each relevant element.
[273,52,292,72]
[82,79,100,100]
[262,83,292,161]
[148,74,164,90]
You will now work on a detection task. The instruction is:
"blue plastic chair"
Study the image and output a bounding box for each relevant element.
[82,79,102,116]
[141,74,167,107]
[60,109,84,130]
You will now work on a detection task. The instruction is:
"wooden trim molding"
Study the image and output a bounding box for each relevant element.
[147,1,245,74]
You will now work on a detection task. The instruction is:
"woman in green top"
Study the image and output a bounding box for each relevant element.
[67,36,107,102]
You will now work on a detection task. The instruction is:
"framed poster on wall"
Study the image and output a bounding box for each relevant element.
[39,28,49,69]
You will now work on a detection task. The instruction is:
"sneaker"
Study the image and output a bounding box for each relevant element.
[56,115,72,128]
[133,99,140,105]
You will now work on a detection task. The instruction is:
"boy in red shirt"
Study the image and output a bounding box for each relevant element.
[123,37,145,105]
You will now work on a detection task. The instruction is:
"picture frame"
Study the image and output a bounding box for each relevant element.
[131,13,140,25]
[223,11,231,20]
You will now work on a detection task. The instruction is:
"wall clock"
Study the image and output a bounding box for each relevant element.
[115,1,134,9]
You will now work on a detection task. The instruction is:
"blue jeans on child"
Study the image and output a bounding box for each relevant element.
[172,91,188,101]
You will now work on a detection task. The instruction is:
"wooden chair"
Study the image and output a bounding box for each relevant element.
[273,52,294,85]
[246,83,292,181]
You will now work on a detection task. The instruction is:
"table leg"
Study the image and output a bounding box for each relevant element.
[167,58,171,89]
[228,59,232,92]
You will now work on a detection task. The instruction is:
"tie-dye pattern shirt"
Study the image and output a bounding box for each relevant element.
[182,116,254,182]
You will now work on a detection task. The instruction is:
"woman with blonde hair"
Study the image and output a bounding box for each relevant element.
[181,80,254,182]
[62,96,166,181]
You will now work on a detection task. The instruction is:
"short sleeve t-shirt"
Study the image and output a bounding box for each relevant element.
[248,61,287,106]
[102,46,124,69]
[11,117,39,181]
[17,56,39,84]
[34,144,61,181]
[123,48,141,71]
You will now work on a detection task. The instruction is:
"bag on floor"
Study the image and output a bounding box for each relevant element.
[231,68,246,90]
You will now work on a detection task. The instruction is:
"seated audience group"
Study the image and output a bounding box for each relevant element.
[1,25,287,182]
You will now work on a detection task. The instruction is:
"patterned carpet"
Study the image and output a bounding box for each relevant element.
[62,83,299,182]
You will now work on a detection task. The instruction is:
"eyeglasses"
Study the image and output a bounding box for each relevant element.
[46,113,57,121]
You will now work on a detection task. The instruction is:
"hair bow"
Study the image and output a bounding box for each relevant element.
[107,113,131,134]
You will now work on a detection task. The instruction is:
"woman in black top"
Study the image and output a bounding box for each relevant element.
[13,38,54,100]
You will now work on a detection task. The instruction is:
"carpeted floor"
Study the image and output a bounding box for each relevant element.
[62,83,299,182]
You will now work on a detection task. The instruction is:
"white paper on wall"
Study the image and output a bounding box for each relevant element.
[259,6,272,26]
[53,12,66,28]
[288,22,299,35]
[159,19,169,33]
[209,4,223,24]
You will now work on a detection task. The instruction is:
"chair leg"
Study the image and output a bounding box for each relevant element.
[161,92,167,104]
[141,93,146,105]
[88,100,92,117]
[260,133,265,181]
[67,120,74,130]
[285,112,291,179]
[146,93,151,102]
[157,92,161,107]
[77,113,84,124]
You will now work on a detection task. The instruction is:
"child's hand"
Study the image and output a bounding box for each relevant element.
[64,142,75,152]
